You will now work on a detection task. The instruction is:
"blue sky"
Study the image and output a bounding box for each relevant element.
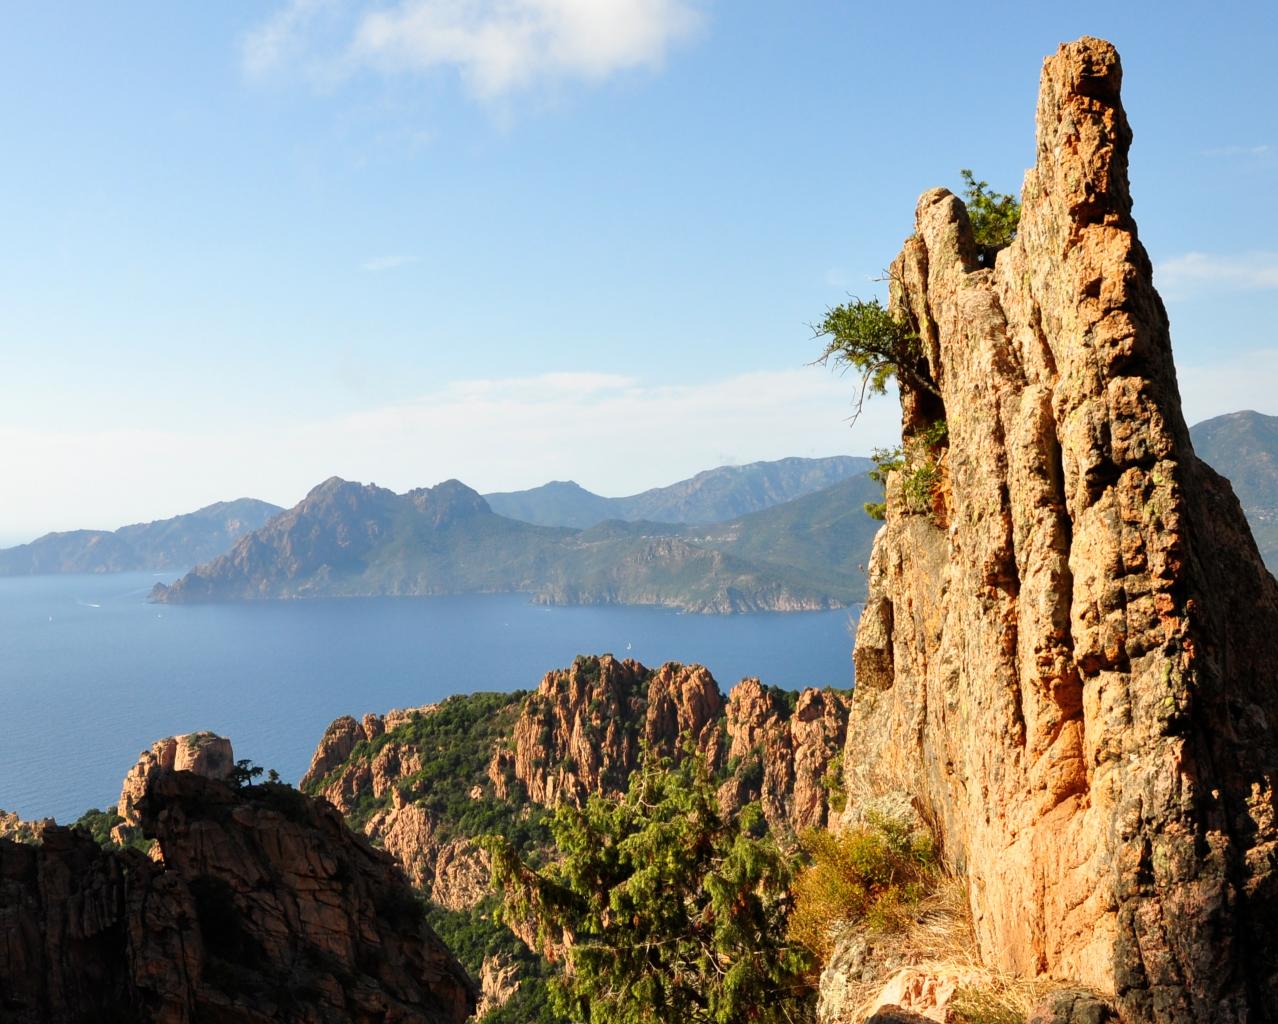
[1,1,1275,541]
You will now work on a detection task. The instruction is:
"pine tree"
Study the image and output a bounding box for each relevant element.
[488,747,815,1024]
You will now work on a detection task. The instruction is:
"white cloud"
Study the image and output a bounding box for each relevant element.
[1155,251,1278,297]
[0,367,897,539]
[1200,144,1273,158]
[244,0,704,98]
[243,0,337,79]
[360,255,417,272]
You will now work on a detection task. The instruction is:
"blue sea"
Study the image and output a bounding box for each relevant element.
[0,572,857,823]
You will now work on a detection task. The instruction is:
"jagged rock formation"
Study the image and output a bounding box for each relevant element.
[490,655,849,836]
[306,657,849,916]
[302,657,850,1021]
[117,731,234,826]
[0,809,52,844]
[841,37,1278,1022]
[0,767,475,1023]
[718,680,850,831]
[493,657,725,807]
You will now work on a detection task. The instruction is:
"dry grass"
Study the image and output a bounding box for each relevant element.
[834,875,1053,1023]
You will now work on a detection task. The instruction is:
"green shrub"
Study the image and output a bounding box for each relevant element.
[822,752,847,815]
[813,298,939,424]
[788,812,938,960]
[864,420,947,521]
[960,169,1020,262]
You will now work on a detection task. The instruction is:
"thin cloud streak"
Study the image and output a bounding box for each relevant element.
[1200,144,1273,158]
[1156,251,1278,297]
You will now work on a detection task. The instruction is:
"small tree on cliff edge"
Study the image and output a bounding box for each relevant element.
[811,297,935,425]
[488,747,814,1024]
[813,171,1019,424]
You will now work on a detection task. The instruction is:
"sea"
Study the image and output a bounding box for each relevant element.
[0,571,858,823]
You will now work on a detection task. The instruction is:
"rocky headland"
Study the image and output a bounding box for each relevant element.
[0,498,281,576]
[149,475,874,613]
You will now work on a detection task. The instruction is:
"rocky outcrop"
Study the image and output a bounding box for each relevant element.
[300,706,435,800]
[117,731,234,826]
[494,655,666,806]
[0,769,475,1023]
[493,657,850,836]
[0,810,52,844]
[841,37,1278,1021]
[719,680,849,832]
[303,657,849,916]
[430,839,492,912]
[477,953,522,1018]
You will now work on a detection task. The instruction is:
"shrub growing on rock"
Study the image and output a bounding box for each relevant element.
[787,812,938,961]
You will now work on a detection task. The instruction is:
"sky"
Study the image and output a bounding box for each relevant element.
[1,1,1276,543]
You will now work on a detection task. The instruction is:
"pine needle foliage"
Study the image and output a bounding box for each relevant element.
[812,298,932,425]
[488,747,816,1024]
[960,169,1020,260]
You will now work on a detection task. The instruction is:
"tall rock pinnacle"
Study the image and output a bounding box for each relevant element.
[844,37,1278,1022]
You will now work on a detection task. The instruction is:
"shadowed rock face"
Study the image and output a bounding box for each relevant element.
[842,37,1278,1022]
[0,771,476,1024]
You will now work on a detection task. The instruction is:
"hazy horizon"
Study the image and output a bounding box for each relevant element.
[3,2,1275,539]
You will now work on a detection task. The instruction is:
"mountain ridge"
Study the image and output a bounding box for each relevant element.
[484,455,873,528]
[0,497,283,576]
[152,476,871,612]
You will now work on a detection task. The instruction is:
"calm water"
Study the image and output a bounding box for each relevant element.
[0,572,857,822]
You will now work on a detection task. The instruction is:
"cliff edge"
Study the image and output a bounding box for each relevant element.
[842,37,1278,1023]
[0,767,476,1023]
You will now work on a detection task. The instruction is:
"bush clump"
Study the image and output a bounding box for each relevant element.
[788,811,938,961]
[864,419,948,521]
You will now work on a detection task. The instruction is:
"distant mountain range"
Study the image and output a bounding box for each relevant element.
[0,499,282,576]
[1189,410,1278,572]
[151,473,875,613]
[483,455,873,528]
[12,427,1278,610]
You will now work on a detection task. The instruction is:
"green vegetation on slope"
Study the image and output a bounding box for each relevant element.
[305,690,549,846]
[155,474,878,612]
[489,748,815,1024]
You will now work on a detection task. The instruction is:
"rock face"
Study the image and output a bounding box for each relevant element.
[719,680,850,832]
[117,731,234,825]
[495,656,724,807]
[0,769,475,1023]
[842,37,1278,1021]
[491,655,848,836]
[477,953,522,1018]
